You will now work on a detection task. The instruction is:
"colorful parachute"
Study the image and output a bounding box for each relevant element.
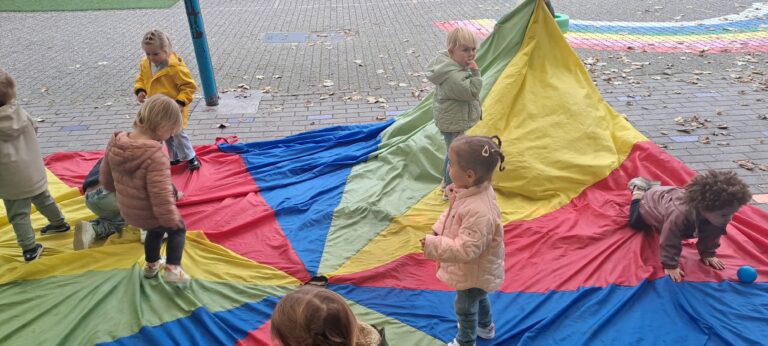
[2,0,767,344]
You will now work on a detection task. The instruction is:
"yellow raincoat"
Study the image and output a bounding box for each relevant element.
[133,53,196,128]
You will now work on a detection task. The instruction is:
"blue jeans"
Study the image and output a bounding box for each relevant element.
[442,131,462,187]
[84,187,125,239]
[455,288,492,346]
[3,189,66,250]
[165,130,196,161]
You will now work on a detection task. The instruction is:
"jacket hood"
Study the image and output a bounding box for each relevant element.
[108,132,164,173]
[0,102,34,141]
[426,50,466,85]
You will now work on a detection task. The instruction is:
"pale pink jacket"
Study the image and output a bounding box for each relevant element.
[424,182,505,292]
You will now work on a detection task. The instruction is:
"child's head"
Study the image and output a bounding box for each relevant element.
[141,29,173,66]
[271,286,357,346]
[685,170,751,227]
[446,27,477,68]
[133,95,182,141]
[0,70,17,107]
[448,135,506,188]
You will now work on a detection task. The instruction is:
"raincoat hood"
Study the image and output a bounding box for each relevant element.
[0,102,34,141]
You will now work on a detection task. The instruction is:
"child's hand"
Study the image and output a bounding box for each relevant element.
[701,257,725,270]
[467,60,478,70]
[664,267,685,282]
[137,91,147,103]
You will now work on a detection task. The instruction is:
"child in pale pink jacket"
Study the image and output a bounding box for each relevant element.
[422,135,506,346]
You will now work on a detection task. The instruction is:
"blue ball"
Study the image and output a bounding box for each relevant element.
[737,266,758,283]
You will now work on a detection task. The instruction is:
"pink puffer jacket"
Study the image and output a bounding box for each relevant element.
[100,132,181,230]
[424,182,505,292]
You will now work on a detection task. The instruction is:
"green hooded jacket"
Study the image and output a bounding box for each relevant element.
[426,50,483,133]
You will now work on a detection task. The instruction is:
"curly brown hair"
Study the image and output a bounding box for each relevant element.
[685,170,752,212]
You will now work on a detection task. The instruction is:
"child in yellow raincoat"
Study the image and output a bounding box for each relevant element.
[134,29,200,171]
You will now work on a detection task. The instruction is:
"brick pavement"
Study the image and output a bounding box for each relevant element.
[0,0,765,207]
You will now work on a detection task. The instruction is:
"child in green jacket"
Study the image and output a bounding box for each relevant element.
[426,27,483,197]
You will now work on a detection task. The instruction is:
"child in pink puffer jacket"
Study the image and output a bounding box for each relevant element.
[422,135,506,346]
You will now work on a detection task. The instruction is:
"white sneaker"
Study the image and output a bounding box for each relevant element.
[476,323,495,339]
[144,259,164,278]
[163,265,191,284]
[73,221,96,250]
[447,339,475,346]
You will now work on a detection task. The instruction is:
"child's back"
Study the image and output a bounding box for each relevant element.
[0,102,47,200]
[100,132,179,230]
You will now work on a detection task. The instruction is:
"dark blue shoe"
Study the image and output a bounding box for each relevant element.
[40,223,70,235]
[23,243,44,262]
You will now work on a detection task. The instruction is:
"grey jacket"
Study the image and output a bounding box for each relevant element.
[426,51,483,133]
[0,102,47,200]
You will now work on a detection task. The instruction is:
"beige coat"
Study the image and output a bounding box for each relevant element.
[100,132,181,229]
[424,183,505,292]
[0,102,48,200]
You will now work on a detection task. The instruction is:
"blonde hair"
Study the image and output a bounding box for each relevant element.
[450,135,506,185]
[141,29,173,55]
[0,70,17,106]
[271,286,357,346]
[447,27,477,51]
[133,95,182,139]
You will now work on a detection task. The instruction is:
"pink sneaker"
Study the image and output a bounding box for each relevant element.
[164,265,191,284]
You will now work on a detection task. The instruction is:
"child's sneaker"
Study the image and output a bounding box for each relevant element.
[144,259,164,278]
[627,177,660,192]
[447,339,475,346]
[40,222,70,235]
[23,243,44,262]
[187,157,201,171]
[476,323,495,339]
[164,265,191,284]
[73,221,96,250]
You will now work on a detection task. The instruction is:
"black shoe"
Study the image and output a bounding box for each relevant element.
[40,223,71,235]
[187,157,201,171]
[23,243,44,262]
[170,159,182,166]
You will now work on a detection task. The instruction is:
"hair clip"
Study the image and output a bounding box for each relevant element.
[482,145,490,156]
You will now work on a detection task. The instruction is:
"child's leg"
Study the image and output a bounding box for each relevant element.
[29,190,66,226]
[171,130,196,162]
[164,222,187,266]
[441,132,461,187]
[144,229,166,263]
[477,292,492,329]
[3,198,37,251]
[628,199,651,231]
[84,187,125,239]
[454,288,484,346]
[165,136,178,162]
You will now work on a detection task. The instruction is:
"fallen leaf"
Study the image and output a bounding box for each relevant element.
[676,128,695,134]
[237,83,250,90]
[760,165,768,171]
[305,100,314,107]
[34,118,45,122]
[260,86,273,93]
[322,80,334,87]
[735,160,756,170]
[376,69,385,74]
[217,122,230,129]
[758,114,768,120]
[273,75,282,79]
[715,124,729,129]
[255,75,265,80]
[717,142,730,146]
[698,136,711,144]
[660,130,669,135]
[376,114,387,120]
[353,59,364,66]
[398,83,408,87]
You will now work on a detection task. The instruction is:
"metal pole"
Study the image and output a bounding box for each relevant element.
[184,0,219,106]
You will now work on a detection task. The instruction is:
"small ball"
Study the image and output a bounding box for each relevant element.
[737,265,758,283]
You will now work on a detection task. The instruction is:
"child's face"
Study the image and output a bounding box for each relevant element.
[143,46,169,66]
[448,43,477,67]
[699,203,741,227]
[448,147,475,189]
